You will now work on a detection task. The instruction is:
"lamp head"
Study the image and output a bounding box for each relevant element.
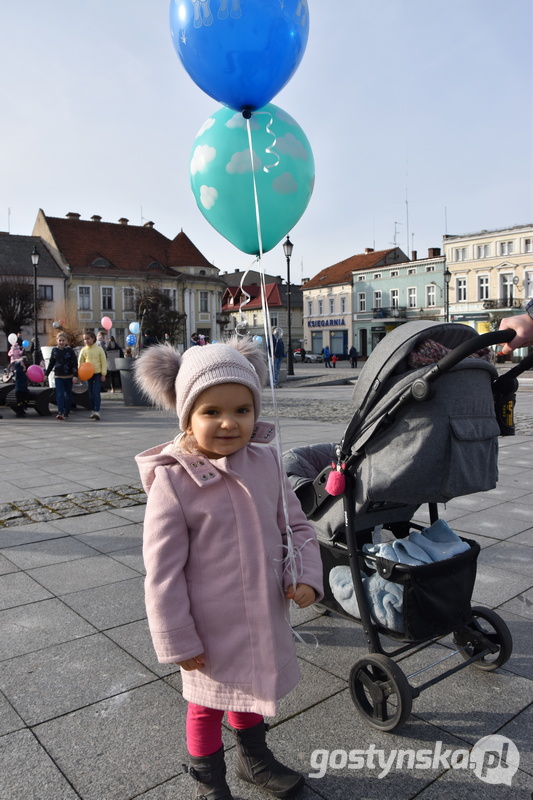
[283,235,293,259]
[31,246,40,267]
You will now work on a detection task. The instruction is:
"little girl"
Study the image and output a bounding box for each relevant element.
[135,337,323,800]
[45,332,78,420]
[77,330,107,420]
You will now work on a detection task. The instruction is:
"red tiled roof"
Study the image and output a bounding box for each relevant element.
[302,249,403,289]
[222,283,283,311]
[42,216,212,275]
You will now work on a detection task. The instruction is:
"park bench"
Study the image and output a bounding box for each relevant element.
[6,387,55,416]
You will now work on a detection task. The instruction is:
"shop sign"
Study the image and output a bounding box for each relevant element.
[308,318,346,328]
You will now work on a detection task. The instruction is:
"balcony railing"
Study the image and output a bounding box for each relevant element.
[482,298,523,310]
[371,306,407,319]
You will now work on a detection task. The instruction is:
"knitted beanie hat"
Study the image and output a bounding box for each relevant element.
[134,336,268,431]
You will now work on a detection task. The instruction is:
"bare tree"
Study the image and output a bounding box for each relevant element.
[0,276,45,337]
[135,283,186,345]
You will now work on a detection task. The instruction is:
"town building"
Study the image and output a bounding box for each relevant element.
[0,232,67,357]
[221,270,304,348]
[442,224,533,336]
[302,248,410,357]
[353,248,447,355]
[32,210,229,348]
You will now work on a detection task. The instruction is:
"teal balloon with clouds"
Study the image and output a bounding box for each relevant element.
[190,103,314,255]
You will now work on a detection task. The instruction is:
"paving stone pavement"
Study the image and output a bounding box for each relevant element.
[0,368,532,800]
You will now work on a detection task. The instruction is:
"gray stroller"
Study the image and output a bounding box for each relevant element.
[284,321,529,731]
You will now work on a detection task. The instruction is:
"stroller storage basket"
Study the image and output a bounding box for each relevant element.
[367,538,480,642]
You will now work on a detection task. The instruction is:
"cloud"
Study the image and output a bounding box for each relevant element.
[272,172,298,194]
[200,185,218,210]
[276,132,308,160]
[226,149,262,174]
[196,117,216,137]
[275,108,297,127]
[190,144,216,175]
[226,113,259,131]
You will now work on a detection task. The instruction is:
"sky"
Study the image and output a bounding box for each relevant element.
[1,1,532,282]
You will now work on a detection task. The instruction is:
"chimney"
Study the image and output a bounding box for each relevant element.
[66,212,81,220]
[365,248,374,254]
[428,247,441,258]
[143,220,154,228]
[118,217,129,225]
[411,250,417,261]
[91,215,102,223]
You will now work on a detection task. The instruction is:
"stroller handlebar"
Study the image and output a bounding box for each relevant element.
[428,329,516,379]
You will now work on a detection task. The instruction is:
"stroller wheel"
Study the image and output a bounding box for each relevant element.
[454,606,512,671]
[349,653,412,731]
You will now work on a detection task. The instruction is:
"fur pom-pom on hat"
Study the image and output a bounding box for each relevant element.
[134,336,267,431]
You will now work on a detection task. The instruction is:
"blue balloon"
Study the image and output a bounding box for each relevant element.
[129,321,140,334]
[22,340,30,348]
[170,0,310,111]
[126,334,137,346]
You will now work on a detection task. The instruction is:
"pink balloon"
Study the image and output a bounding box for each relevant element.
[27,365,45,383]
[101,316,113,330]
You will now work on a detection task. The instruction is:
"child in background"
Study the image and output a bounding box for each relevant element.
[77,330,107,420]
[45,332,78,420]
[13,357,30,417]
[134,337,323,800]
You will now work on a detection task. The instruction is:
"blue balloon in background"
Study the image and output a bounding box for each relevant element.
[129,321,140,334]
[22,340,30,348]
[126,334,137,346]
[170,0,310,111]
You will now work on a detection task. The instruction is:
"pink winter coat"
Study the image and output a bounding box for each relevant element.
[135,422,324,717]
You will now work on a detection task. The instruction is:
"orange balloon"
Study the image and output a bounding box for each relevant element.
[78,362,95,381]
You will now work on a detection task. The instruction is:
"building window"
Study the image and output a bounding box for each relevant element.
[524,238,532,253]
[307,300,313,316]
[478,275,489,301]
[358,292,366,312]
[391,289,399,308]
[115,327,125,345]
[425,265,435,272]
[340,296,346,313]
[500,241,514,256]
[357,274,366,281]
[454,248,468,262]
[426,285,436,307]
[123,287,135,312]
[163,288,177,310]
[318,299,324,315]
[476,244,490,259]
[270,314,278,327]
[501,274,514,302]
[525,271,533,299]
[329,298,335,314]
[38,285,53,301]
[408,287,417,308]
[373,290,382,309]
[408,268,417,275]
[78,286,91,310]
[252,313,258,327]
[457,277,467,302]
[101,287,114,311]
[373,273,382,279]
[390,270,399,277]
[200,292,209,313]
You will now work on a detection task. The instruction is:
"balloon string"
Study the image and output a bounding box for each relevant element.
[245,116,299,590]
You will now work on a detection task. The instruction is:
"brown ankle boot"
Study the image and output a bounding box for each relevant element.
[184,746,234,799]
[233,721,304,798]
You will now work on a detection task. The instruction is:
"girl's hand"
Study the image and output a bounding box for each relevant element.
[286,583,316,609]
[177,653,205,671]
[73,377,79,385]
[100,374,106,382]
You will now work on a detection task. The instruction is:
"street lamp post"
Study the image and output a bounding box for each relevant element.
[283,235,294,376]
[31,246,40,365]
[444,267,452,323]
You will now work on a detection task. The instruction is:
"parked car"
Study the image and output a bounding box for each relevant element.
[293,349,323,363]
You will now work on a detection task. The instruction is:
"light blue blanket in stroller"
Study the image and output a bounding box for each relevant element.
[329,520,469,631]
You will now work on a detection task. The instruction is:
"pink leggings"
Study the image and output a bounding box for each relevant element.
[186,702,263,757]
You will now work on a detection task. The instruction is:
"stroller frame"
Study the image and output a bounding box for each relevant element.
[288,323,529,731]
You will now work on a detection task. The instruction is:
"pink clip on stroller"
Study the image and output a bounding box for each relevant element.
[283,321,526,731]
